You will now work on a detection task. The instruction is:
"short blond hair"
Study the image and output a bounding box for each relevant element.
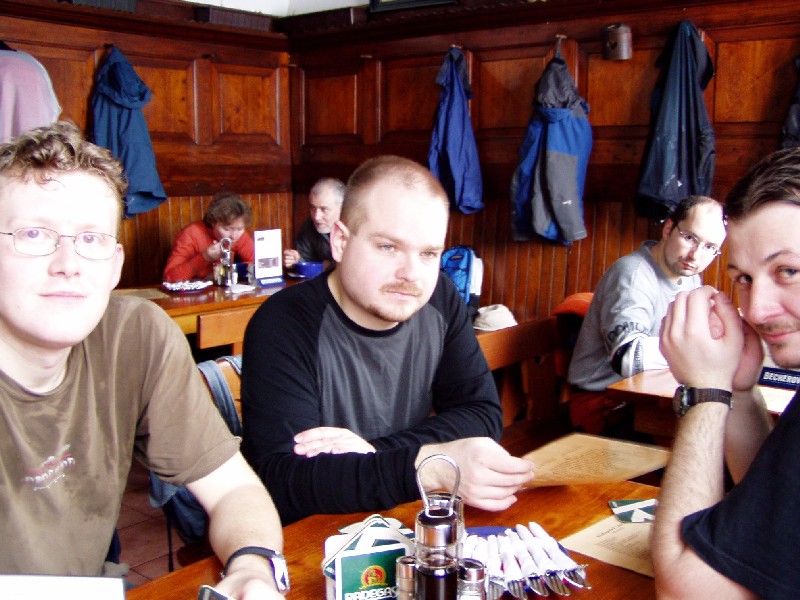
[0,121,127,230]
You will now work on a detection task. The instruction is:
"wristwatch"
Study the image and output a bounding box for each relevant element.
[222,546,290,593]
[672,385,733,417]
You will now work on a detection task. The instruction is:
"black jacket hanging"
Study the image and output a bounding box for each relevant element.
[781,55,800,149]
[636,20,715,220]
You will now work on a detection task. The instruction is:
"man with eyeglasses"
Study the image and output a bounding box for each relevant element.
[0,122,287,599]
[567,194,726,435]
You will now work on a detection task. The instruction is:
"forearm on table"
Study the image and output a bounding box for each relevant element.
[612,334,668,377]
[254,448,420,523]
[724,388,772,483]
[652,403,728,577]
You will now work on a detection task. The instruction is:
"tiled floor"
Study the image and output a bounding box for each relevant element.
[117,461,187,586]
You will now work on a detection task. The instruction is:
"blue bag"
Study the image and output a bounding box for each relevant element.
[440,245,482,320]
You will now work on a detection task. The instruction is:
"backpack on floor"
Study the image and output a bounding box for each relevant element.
[440,245,483,320]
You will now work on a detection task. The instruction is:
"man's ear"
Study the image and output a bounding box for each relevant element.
[330,220,349,263]
[661,218,676,241]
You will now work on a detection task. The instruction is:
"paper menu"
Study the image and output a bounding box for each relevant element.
[560,516,654,577]
[254,229,282,280]
[520,433,670,487]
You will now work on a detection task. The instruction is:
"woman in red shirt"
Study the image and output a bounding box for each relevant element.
[163,192,255,282]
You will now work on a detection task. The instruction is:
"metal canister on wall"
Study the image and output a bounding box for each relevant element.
[602,23,633,61]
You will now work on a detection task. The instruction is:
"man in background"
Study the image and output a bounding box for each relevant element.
[243,155,534,524]
[567,195,726,433]
[0,122,285,599]
[282,177,345,271]
[653,146,800,598]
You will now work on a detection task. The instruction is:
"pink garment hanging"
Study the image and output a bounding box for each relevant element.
[0,49,61,143]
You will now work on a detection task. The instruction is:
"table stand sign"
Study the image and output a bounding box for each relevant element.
[253,229,284,287]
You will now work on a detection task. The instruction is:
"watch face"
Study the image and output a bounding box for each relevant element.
[673,386,688,417]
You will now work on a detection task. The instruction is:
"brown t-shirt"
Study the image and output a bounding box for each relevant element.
[0,296,238,575]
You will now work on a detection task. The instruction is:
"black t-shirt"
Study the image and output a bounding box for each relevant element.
[240,270,501,524]
[682,389,800,597]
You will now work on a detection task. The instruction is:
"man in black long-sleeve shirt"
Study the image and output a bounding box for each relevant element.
[242,155,535,524]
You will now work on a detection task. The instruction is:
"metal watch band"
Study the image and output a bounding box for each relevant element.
[222,545,290,593]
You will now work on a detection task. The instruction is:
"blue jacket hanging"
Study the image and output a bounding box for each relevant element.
[91,47,167,218]
[428,48,483,214]
[636,20,715,219]
[510,43,592,244]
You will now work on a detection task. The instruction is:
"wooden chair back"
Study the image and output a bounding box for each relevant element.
[196,305,259,354]
[477,317,561,426]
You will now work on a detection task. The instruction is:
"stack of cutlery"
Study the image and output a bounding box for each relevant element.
[462,522,590,598]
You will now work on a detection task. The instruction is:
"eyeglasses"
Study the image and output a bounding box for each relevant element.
[677,229,721,257]
[0,227,118,260]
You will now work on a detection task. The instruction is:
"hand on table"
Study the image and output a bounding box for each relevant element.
[294,426,376,457]
[416,437,535,512]
[283,249,300,269]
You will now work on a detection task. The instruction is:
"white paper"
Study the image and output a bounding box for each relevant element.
[0,574,124,599]
[560,516,654,577]
[254,229,282,280]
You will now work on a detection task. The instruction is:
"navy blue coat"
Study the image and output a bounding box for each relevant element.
[91,47,167,217]
[636,20,715,218]
[428,48,483,214]
[510,47,592,244]
[781,55,800,149]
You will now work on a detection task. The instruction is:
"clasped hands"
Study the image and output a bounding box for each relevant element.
[660,285,763,392]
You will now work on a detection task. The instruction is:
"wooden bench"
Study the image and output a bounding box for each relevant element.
[477,317,563,427]
[196,305,259,354]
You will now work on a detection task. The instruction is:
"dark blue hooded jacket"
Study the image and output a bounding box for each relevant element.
[510,45,592,244]
[636,20,715,219]
[91,47,167,217]
[428,48,483,214]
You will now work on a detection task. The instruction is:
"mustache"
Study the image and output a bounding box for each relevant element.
[755,321,800,336]
[380,283,422,296]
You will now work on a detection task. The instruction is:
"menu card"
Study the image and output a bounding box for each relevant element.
[254,229,282,281]
[560,515,654,577]
[520,433,670,487]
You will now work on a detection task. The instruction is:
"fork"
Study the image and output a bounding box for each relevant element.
[497,532,529,599]
[527,521,591,590]
[486,535,508,600]
[515,525,571,596]
[505,529,549,597]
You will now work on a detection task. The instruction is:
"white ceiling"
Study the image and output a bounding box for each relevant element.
[179,0,364,17]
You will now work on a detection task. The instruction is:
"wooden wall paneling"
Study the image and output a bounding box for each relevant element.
[306,67,361,142]
[380,54,441,146]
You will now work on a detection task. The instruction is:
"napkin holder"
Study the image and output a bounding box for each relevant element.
[322,514,413,600]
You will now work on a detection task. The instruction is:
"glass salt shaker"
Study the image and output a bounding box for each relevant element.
[457,558,486,599]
